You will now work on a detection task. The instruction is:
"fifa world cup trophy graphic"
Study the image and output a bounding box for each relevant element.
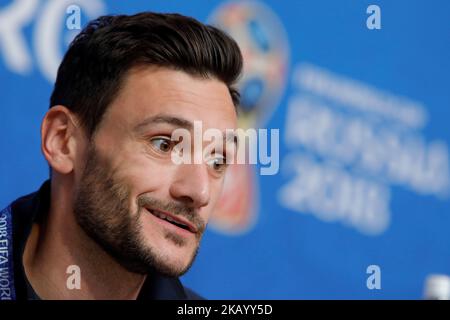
[208,1,289,234]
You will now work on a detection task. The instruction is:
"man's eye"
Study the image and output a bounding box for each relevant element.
[206,154,227,172]
[150,136,173,153]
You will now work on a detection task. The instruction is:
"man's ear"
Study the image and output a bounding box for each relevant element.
[41,106,80,174]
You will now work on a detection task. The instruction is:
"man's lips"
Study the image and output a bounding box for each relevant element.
[144,207,198,234]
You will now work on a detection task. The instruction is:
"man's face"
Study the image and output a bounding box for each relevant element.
[72,67,237,276]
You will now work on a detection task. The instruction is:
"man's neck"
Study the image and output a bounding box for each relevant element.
[23,182,147,300]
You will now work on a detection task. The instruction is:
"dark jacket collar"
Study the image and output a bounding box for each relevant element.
[9,180,195,300]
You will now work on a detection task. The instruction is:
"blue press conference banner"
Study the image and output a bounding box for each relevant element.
[0,0,449,299]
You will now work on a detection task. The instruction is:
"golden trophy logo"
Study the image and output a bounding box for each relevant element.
[208,0,289,234]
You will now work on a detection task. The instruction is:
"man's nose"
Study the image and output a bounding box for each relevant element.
[169,164,210,208]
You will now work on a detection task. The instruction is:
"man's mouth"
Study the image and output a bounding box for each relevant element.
[145,208,197,234]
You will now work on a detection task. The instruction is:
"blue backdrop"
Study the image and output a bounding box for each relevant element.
[1,0,449,299]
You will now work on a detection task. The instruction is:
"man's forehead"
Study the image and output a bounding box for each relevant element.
[125,66,234,106]
[105,67,237,129]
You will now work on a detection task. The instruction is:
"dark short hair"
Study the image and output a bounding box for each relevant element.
[50,12,243,137]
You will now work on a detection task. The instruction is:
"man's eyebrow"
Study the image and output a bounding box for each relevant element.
[134,114,238,147]
[225,131,238,147]
[134,114,193,131]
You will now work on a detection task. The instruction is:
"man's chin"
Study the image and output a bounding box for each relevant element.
[137,233,201,277]
[149,248,198,277]
[107,248,192,277]
[143,257,190,277]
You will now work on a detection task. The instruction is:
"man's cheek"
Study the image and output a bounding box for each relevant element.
[204,194,220,222]
[212,179,226,203]
[113,165,158,192]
